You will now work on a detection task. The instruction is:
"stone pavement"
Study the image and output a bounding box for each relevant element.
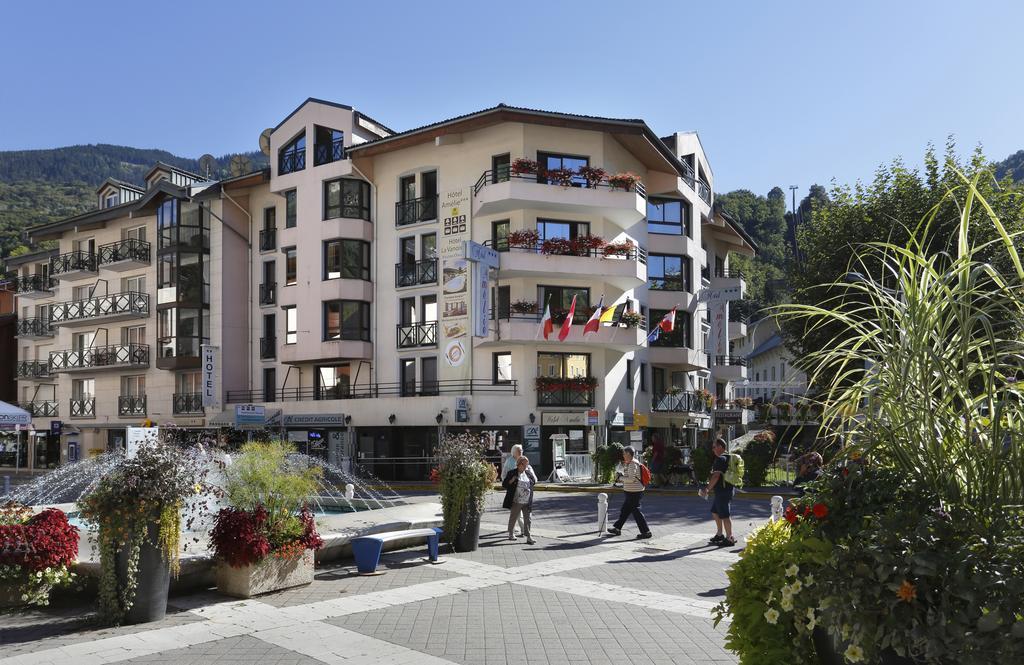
[0,491,770,665]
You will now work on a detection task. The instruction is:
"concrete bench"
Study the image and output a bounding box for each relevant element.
[350,527,442,575]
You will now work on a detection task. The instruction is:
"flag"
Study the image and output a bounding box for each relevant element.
[658,306,677,333]
[601,302,626,326]
[539,298,553,340]
[646,325,661,344]
[583,295,604,336]
[558,294,577,342]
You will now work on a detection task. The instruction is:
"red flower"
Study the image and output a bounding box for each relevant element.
[429,467,441,483]
[803,505,812,517]
[812,503,829,519]
[783,505,799,524]
[841,468,850,478]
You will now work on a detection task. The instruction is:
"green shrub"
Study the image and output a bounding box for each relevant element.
[591,442,624,483]
[742,433,777,487]
[692,444,713,483]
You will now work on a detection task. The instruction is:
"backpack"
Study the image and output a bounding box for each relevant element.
[724,453,745,488]
[638,462,652,486]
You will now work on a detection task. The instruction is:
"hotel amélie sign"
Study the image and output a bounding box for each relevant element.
[439,189,472,383]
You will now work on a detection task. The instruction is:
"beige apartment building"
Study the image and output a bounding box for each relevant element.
[9,99,754,478]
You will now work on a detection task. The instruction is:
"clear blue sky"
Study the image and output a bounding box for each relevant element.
[1,0,1019,198]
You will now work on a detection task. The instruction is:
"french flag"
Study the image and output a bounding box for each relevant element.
[540,299,553,340]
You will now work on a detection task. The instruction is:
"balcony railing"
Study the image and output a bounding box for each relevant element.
[711,355,748,367]
[314,137,345,166]
[51,251,97,277]
[15,360,50,379]
[395,195,438,226]
[652,392,708,413]
[696,180,712,205]
[118,395,147,416]
[259,228,276,252]
[259,282,276,306]
[9,273,55,295]
[260,336,276,360]
[98,238,150,266]
[536,385,596,408]
[70,398,96,418]
[22,401,58,418]
[493,310,646,330]
[225,379,519,404]
[472,169,647,198]
[397,321,438,349]
[714,268,744,279]
[173,392,204,414]
[50,291,149,324]
[728,307,750,324]
[49,343,150,372]
[395,259,438,287]
[501,239,647,264]
[279,150,305,175]
[15,318,54,337]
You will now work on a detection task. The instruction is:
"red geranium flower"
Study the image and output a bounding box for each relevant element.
[803,505,812,517]
[812,503,829,519]
[783,505,799,524]
[841,468,850,477]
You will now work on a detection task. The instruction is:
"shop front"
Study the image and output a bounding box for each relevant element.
[539,411,596,478]
[281,413,349,468]
[355,425,438,482]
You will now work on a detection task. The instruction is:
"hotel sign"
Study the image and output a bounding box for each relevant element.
[439,189,473,381]
[201,345,220,407]
[541,412,588,426]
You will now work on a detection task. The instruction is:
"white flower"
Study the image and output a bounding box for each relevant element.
[807,615,818,631]
[804,574,815,587]
[785,563,799,577]
[781,584,794,599]
[45,567,51,574]
[20,594,29,601]
[764,608,780,625]
[767,590,775,603]
[36,571,43,578]
[806,607,816,621]
[844,644,865,663]
[790,580,803,594]
[780,596,794,611]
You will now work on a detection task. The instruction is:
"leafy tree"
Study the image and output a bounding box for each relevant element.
[717,187,791,309]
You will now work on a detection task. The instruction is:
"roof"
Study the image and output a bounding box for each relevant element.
[272,98,396,136]
[4,247,58,268]
[749,333,784,359]
[719,208,760,253]
[144,161,202,182]
[28,199,139,241]
[97,177,144,194]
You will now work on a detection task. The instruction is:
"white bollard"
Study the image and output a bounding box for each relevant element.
[597,492,608,534]
[344,483,355,500]
[770,495,784,523]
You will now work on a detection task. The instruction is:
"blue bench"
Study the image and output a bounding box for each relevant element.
[350,527,442,575]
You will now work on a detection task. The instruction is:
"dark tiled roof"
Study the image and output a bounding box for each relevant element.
[272,98,396,136]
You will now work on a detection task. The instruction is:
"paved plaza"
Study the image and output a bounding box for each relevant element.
[0,491,770,665]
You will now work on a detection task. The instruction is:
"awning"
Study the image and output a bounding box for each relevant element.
[0,400,32,425]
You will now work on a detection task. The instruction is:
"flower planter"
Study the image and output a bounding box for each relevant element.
[116,521,171,624]
[453,506,482,553]
[216,550,314,598]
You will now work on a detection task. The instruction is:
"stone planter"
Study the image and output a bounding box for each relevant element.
[216,550,314,598]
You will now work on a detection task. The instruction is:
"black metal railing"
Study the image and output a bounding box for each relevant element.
[225,379,519,404]
[49,343,150,372]
[728,308,750,324]
[118,395,147,416]
[259,282,276,306]
[259,228,277,252]
[51,251,97,276]
[496,239,647,265]
[714,268,744,279]
[395,259,438,287]
[260,336,276,360]
[15,318,54,337]
[397,321,437,348]
[9,273,55,294]
[652,392,708,413]
[314,137,345,166]
[536,385,596,408]
[98,238,150,266]
[15,360,50,379]
[696,180,712,205]
[23,401,58,417]
[492,310,646,331]
[173,392,204,414]
[279,150,305,175]
[395,195,438,226]
[711,355,748,367]
[49,291,149,324]
[473,169,647,198]
[70,398,96,418]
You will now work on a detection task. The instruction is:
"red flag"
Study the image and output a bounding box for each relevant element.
[540,300,553,340]
[583,295,604,336]
[558,295,577,342]
[659,306,677,333]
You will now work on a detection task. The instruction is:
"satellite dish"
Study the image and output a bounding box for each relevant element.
[230,155,253,177]
[259,128,273,156]
[198,154,216,179]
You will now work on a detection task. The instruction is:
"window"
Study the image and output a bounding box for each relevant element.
[649,309,690,347]
[323,178,371,221]
[421,357,438,396]
[640,362,647,392]
[537,352,590,379]
[324,239,370,281]
[105,193,119,208]
[421,233,436,259]
[123,274,146,293]
[263,367,277,402]
[279,132,306,175]
[626,359,634,390]
[177,372,201,394]
[285,190,297,228]
[121,375,145,397]
[323,300,370,341]
[400,175,416,202]
[72,378,95,399]
[781,363,786,381]
[491,154,510,183]
[537,219,590,243]
[538,152,589,187]
[317,364,351,399]
[492,285,510,319]
[284,248,297,285]
[72,285,91,301]
[400,358,417,396]
[284,306,297,344]
[314,126,345,166]
[122,325,145,346]
[493,352,512,384]
[124,225,146,242]
[263,207,276,230]
[647,198,690,236]
[648,254,690,292]
[421,171,437,199]
[422,295,438,322]
[400,236,417,267]
[537,285,589,323]
[492,220,510,252]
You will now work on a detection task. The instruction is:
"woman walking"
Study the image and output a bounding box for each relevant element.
[502,455,537,545]
[502,444,526,536]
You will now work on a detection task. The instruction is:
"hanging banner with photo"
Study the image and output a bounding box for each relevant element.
[710,301,728,357]
[439,188,473,383]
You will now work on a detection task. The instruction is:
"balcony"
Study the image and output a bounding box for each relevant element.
[98,239,150,272]
[259,228,277,252]
[397,321,437,349]
[728,308,748,340]
[535,378,596,408]
[70,398,96,419]
[646,346,709,370]
[696,180,712,206]
[15,317,54,339]
[494,241,647,289]
[225,379,519,404]
[259,282,276,306]
[710,268,745,298]
[395,259,438,288]
[257,336,275,360]
[49,343,150,373]
[10,273,55,299]
[22,400,57,418]
[279,151,305,176]
[396,195,438,227]
[118,395,147,417]
[173,392,204,415]
[51,251,98,281]
[652,392,709,413]
[314,137,345,166]
[473,170,647,230]
[50,291,149,327]
[157,338,202,371]
[480,313,646,351]
[709,354,748,381]
[15,360,50,380]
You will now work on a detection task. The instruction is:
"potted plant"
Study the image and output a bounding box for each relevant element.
[510,157,537,176]
[591,442,624,484]
[607,172,641,191]
[602,240,635,258]
[777,402,793,420]
[695,388,714,409]
[544,166,576,187]
[510,300,537,315]
[508,229,539,249]
[619,311,644,329]
[577,165,607,189]
[78,439,210,625]
[210,440,323,598]
[0,503,78,608]
[435,432,496,552]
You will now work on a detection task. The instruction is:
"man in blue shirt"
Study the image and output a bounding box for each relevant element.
[699,438,735,546]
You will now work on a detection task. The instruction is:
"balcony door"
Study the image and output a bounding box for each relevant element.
[537,219,590,243]
[537,152,588,187]
[400,237,416,269]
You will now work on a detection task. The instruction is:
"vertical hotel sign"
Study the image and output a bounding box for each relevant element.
[439,189,472,383]
[201,344,220,407]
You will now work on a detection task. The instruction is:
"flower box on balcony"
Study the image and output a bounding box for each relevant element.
[602,241,635,258]
[511,300,537,314]
[544,167,576,187]
[608,172,641,192]
[510,158,538,176]
[508,229,539,247]
[619,311,644,329]
[535,376,598,392]
[577,166,607,189]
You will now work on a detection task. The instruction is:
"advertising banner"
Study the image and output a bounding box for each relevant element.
[710,301,728,357]
[439,189,472,382]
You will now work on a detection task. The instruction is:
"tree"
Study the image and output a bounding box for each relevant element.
[717,187,791,310]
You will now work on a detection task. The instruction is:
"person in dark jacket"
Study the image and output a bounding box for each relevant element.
[793,452,824,495]
[502,456,537,544]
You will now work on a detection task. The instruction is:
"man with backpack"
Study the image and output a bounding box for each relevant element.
[700,438,741,547]
[606,446,653,539]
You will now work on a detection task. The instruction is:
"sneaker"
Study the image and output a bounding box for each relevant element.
[525,539,537,545]
[508,534,518,541]
[721,536,737,547]
[606,527,621,536]
[709,534,726,545]
[636,532,653,540]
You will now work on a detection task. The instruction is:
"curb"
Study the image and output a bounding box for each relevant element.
[374,484,790,501]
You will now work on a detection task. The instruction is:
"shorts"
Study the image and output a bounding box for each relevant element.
[711,488,734,518]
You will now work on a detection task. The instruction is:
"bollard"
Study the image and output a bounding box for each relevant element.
[2,475,9,498]
[597,492,608,534]
[344,483,355,500]
[770,495,784,523]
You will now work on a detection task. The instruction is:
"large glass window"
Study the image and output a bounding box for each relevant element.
[263,367,277,402]
[314,126,345,166]
[537,220,590,243]
[648,254,690,292]
[284,306,297,344]
[317,364,351,399]
[285,248,297,285]
[492,220,510,252]
[324,178,371,221]
[324,300,371,341]
[649,308,691,348]
[538,152,589,187]
[421,357,438,396]
[537,285,589,323]
[536,352,590,379]
[279,132,306,175]
[648,198,690,236]
[324,239,370,281]
[494,352,512,384]
[400,358,417,396]
[285,190,297,228]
